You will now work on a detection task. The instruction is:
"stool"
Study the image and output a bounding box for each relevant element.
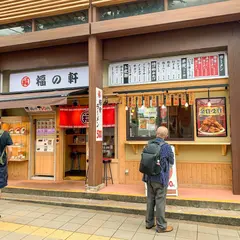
[70,152,80,171]
[103,158,113,186]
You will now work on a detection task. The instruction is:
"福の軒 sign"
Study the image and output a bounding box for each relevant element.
[9,66,89,92]
[108,52,228,86]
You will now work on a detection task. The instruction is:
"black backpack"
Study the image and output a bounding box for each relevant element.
[139,140,165,176]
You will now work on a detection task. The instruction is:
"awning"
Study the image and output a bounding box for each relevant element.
[0,88,88,109]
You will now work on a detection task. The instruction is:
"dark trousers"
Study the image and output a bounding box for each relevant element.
[146,181,167,229]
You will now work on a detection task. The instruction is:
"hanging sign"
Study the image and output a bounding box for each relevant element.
[166,94,172,106]
[181,93,187,106]
[96,88,103,141]
[103,105,115,127]
[137,96,142,107]
[151,95,157,107]
[173,94,179,106]
[144,96,150,108]
[158,94,164,106]
[189,92,195,105]
[131,96,137,108]
[10,66,89,92]
[109,52,228,86]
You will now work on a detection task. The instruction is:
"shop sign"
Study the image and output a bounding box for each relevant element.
[96,88,103,141]
[59,105,115,129]
[196,97,227,137]
[24,106,53,112]
[108,52,228,86]
[9,66,89,92]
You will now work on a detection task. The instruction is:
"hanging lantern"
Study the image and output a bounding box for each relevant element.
[158,94,164,106]
[144,96,150,108]
[151,95,157,107]
[189,92,195,105]
[173,94,179,106]
[166,94,172,106]
[137,96,143,108]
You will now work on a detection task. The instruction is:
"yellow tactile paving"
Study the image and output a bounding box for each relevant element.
[66,233,91,240]
[0,222,23,231]
[15,225,39,234]
[47,229,73,239]
[31,227,56,237]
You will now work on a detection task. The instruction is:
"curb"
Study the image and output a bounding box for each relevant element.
[2,196,240,226]
[3,187,240,211]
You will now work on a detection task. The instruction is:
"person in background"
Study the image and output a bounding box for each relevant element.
[0,119,13,217]
[143,126,174,233]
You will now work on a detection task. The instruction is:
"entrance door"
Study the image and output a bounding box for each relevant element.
[35,118,55,177]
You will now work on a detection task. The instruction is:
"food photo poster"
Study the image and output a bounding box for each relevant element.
[196,97,227,137]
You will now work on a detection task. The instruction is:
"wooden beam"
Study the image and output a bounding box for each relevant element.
[228,22,240,195]
[87,36,104,189]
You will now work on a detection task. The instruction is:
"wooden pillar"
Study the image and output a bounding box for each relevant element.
[228,23,240,195]
[87,36,103,190]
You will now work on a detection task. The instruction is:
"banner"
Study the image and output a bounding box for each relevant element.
[166,94,172,106]
[151,95,157,107]
[158,94,164,106]
[60,105,115,128]
[131,96,136,108]
[60,107,89,128]
[137,96,142,108]
[96,88,103,141]
[173,94,179,106]
[181,93,187,106]
[144,96,150,108]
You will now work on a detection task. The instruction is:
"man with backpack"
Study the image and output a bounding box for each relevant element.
[140,126,174,233]
[0,119,13,210]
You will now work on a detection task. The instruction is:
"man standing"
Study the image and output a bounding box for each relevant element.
[0,120,13,206]
[143,126,174,233]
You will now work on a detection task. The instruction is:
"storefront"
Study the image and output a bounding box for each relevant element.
[102,24,234,190]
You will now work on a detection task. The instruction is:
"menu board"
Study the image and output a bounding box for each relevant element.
[36,138,54,152]
[36,119,55,136]
[196,98,227,137]
[109,52,227,86]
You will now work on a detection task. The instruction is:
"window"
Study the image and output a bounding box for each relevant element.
[35,11,88,31]
[103,127,115,158]
[127,106,194,140]
[168,0,227,10]
[99,0,164,21]
[0,21,32,36]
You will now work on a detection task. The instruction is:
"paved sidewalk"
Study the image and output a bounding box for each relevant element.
[0,200,239,240]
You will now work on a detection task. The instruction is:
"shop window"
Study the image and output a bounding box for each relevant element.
[35,11,88,31]
[103,127,115,158]
[99,0,164,21]
[127,106,194,141]
[168,0,227,10]
[0,21,32,36]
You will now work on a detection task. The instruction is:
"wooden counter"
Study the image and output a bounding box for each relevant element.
[125,141,231,156]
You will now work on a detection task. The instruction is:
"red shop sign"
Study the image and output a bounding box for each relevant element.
[60,105,115,128]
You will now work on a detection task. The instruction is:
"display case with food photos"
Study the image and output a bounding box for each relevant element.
[1,116,30,161]
[196,97,227,137]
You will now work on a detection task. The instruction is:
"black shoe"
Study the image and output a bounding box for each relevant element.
[146,225,156,229]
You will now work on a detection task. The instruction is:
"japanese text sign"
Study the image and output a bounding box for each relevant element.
[10,66,89,92]
[109,52,228,86]
[96,88,103,141]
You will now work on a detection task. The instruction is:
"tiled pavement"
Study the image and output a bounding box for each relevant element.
[0,200,239,240]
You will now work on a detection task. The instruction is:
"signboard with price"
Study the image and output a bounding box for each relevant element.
[108,52,228,86]
[196,98,227,137]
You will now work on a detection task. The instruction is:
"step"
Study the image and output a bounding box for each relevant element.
[1,192,240,226]
[3,186,240,211]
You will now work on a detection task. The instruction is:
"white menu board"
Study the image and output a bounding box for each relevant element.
[109,52,228,86]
